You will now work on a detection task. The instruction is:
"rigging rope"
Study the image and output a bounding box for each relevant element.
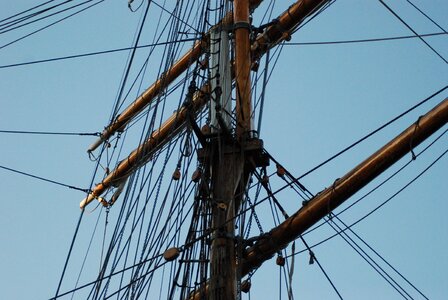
[378,0,447,64]
[0,0,55,24]
[54,210,86,298]
[0,129,100,136]
[303,127,448,237]
[0,0,107,50]
[332,214,429,299]
[286,32,447,46]
[288,145,448,258]
[299,235,344,300]
[404,0,447,33]
[0,164,89,193]
[0,0,93,34]
[327,216,414,299]
[264,85,448,197]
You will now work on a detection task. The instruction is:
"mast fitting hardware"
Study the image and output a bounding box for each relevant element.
[233,21,251,31]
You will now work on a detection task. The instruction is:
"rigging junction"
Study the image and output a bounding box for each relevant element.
[50,0,447,299]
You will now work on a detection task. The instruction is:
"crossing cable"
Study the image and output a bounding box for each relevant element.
[108,0,152,122]
[0,0,106,50]
[333,215,429,300]
[3,32,445,70]
[326,216,414,299]
[285,32,447,46]
[0,0,55,24]
[55,140,110,298]
[54,210,86,298]
[0,0,81,33]
[378,0,447,64]
[303,126,448,237]
[151,0,200,34]
[404,0,447,33]
[103,260,169,300]
[288,145,448,258]
[178,125,448,261]
[268,85,447,195]
[0,38,197,69]
[49,252,166,299]
[299,235,344,300]
[70,209,104,300]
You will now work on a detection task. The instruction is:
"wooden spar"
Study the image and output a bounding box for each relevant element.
[88,0,265,152]
[82,0,332,208]
[189,98,448,299]
[241,97,448,275]
[87,0,327,151]
[87,39,206,152]
[251,0,329,62]
[79,85,210,209]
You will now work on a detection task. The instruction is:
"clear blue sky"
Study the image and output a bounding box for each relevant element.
[1,1,447,299]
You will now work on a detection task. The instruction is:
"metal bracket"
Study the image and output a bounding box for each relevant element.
[233,21,251,31]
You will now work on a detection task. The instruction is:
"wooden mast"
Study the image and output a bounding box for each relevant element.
[81,0,329,209]
[77,0,448,298]
[87,0,265,153]
[190,97,448,300]
[234,0,252,139]
[209,1,252,299]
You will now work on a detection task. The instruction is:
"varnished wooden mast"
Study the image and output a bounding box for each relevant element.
[234,0,252,139]
[82,0,329,209]
[209,1,253,299]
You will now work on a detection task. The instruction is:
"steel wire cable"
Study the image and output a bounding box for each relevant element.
[0,164,89,193]
[333,215,429,299]
[0,0,56,24]
[404,0,447,33]
[285,32,447,46]
[378,0,447,64]
[303,126,448,236]
[288,145,448,258]
[2,32,445,70]
[0,0,107,50]
[0,0,72,29]
[327,217,414,299]
[0,0,90,34]
[299,235,344,300]
[0,129,99,136]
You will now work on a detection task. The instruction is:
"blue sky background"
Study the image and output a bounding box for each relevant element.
[0,0,447,299]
